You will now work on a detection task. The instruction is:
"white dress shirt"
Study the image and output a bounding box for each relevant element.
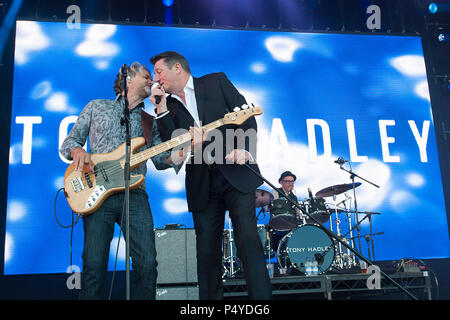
[170,75,200,126]
[155,75,253,164]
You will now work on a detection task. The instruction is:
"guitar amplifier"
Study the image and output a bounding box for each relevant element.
[156,286,199,300]
[154,228,198,284]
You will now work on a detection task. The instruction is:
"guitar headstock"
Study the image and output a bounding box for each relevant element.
[223,104,262,125]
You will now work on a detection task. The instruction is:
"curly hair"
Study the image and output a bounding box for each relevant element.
[113,62,150,96]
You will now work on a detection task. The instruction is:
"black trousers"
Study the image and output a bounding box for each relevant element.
[192,167,272,300]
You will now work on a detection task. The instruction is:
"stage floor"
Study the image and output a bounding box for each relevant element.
[222,271,432,300]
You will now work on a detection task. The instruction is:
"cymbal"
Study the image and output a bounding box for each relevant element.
[255,189,274,207]
[315,182,362,198]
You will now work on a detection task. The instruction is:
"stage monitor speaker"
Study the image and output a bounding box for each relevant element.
[155,228,197,284]
[156,286,199,300]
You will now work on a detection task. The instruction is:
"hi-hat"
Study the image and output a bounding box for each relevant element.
[255,189,274,207]
[315,182,362,198]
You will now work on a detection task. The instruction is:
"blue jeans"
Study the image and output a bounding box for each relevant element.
[78,188,157,300]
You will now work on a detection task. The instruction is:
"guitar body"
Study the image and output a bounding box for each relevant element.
[64,137,147,215]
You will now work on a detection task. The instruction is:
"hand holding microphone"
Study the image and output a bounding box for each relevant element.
[151,82,162,104]
[150,82,167,113]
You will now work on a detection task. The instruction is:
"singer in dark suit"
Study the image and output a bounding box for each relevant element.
[149,51,272,300]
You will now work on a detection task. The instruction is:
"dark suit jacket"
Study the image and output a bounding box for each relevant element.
[156,72,263,212]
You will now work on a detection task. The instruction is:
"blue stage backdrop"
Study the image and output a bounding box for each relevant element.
[4,20,449,275]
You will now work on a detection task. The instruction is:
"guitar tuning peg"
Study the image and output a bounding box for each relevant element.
[233,107,241,112]
[241,104,249,109]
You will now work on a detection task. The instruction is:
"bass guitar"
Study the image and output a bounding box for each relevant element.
[63,105,262,215]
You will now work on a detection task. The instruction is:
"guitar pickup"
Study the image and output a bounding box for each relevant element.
[100,167,109,182]
[86,185,106,209]
[71,177,85,193]
[84,173,93,188]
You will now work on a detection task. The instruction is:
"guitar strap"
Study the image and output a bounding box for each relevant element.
[141,110,154,145]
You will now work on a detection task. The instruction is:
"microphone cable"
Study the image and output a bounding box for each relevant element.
[54,188,81,229]
[54,187,81,299]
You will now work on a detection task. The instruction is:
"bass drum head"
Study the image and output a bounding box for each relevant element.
[277,224,335,274]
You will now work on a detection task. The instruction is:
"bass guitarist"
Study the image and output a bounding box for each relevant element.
[60,62,180,299]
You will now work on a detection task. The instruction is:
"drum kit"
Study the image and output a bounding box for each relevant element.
[222,181,382,278]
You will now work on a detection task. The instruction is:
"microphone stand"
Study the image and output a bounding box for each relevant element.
[339,162,379,261]
[120,65,131,300]
[242,163,418,300]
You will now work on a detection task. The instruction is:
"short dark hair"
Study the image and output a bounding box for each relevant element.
[150,51,191,74]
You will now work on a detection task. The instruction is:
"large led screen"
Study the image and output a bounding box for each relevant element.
[4,20,449,275]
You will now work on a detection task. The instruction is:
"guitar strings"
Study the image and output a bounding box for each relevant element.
[71,116,241,187]
[80,118,224,181]
[80,135,190,184]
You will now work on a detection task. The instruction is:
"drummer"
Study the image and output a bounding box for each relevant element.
[271,171,299,213]
[268,171,301,259]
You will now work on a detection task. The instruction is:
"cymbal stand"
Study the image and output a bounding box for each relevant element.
[223,213,239,278]
[328,211,333,233]
[267,227,273,262]
[243,163,418,300]
[365,235,372,261]
[325,210,380,267]
[331,195,344,268]
[338,161,380,262]
[300,200,308,225]
[319,210,368,269]
[369,214,376,261]
[330,197,356,269]
[228,226,235,277]
[344,203,357,267]
[337,196,357,268]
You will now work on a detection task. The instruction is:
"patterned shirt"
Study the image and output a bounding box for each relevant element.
[60,96,178,189]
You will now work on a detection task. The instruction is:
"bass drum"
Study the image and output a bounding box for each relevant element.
[277,224,335,274]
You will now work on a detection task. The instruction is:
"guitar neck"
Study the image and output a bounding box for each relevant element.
[131,118,225,167]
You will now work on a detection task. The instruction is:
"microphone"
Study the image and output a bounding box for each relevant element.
[151,82,162,104]
[334,157,348,166]
[120,64,128,76]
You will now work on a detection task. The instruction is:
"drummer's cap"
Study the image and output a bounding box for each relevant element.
[279,171,297,183]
